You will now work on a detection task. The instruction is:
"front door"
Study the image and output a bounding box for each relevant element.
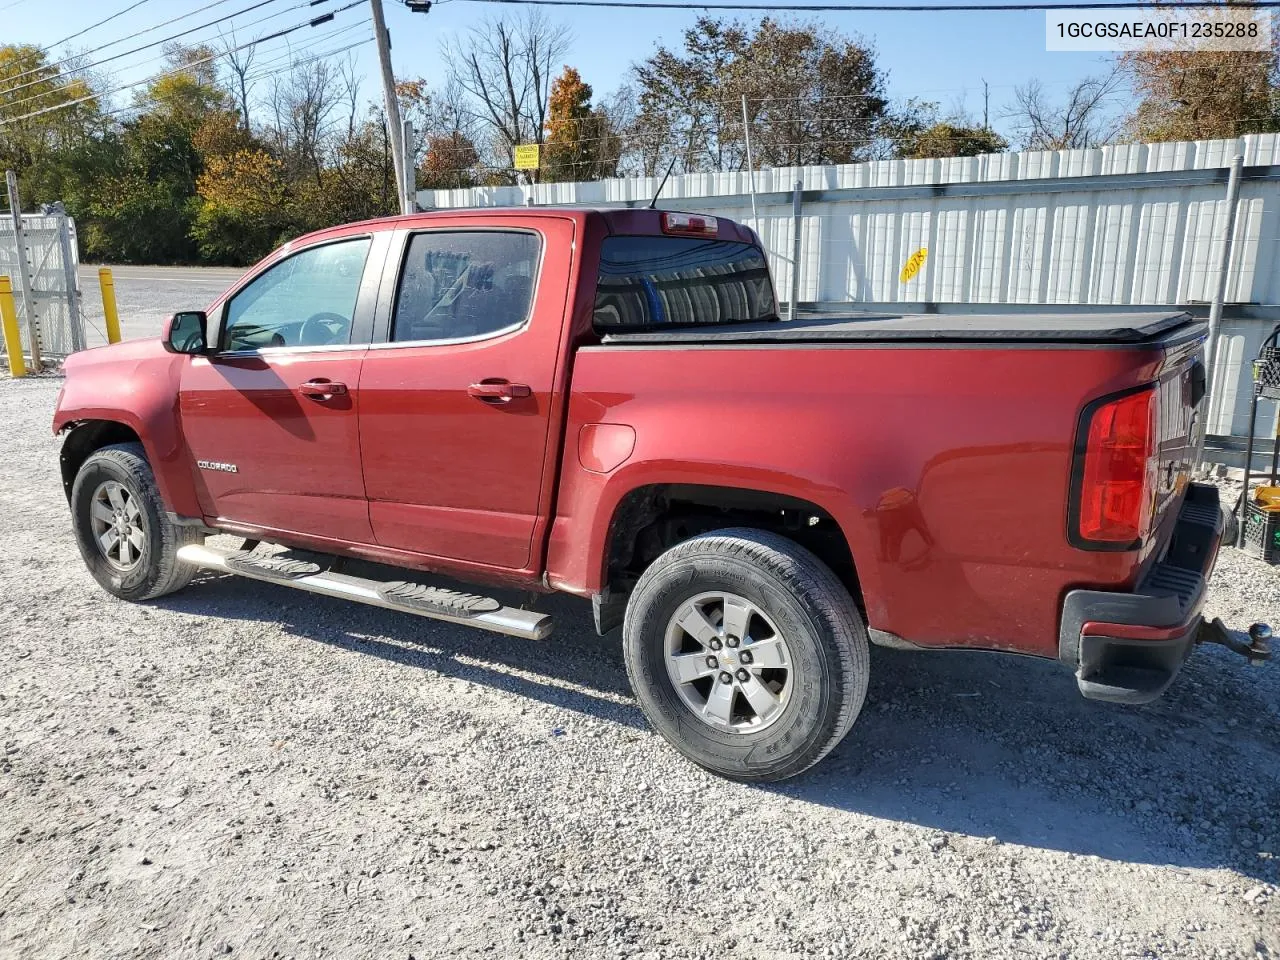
[357,221,573,571]
[180,234,383,544]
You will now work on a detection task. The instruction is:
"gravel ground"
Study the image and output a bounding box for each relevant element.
[1,373,1278,960]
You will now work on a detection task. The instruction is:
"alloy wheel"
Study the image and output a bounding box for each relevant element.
[89,480,146,571]
[663,591,793,732]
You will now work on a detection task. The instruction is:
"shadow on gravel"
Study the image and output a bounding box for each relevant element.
[779,646,1280,882]
[156,568,648,732]
[155,568,1280,884]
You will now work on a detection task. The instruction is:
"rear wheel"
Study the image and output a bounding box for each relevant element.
[622,528,869,782]
[70,442,202,601]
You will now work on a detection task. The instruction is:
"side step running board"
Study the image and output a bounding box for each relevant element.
[176,543,553,640]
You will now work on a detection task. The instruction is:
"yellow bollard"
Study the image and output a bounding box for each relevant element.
[99,267,121,344]
[0,276,26,378]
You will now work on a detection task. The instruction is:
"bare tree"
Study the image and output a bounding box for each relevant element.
[1005,70,1124,151]
[421,76,480,141]
[599,84,638,175]
[219,28,256,132]
[266,58,340,183]
[443,11,570,169]
[336,54,363,140]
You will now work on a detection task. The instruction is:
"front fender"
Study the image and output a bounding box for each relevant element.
[53,342,201,518]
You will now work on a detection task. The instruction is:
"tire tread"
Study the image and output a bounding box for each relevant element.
[73,442,201,601]
[624,527,870,781]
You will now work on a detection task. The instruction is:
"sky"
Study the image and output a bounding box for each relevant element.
[4,0,1126,140]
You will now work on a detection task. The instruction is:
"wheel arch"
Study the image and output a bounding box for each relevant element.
[590,481,866,635]
[58,420,145,502]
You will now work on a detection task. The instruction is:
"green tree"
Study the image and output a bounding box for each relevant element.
[82,45,234,263]
[899,121,1008,159]
[631,18,891,174]
[192,148,290,264]
[136,44,229,129]
[0,44,109,204]
[631,18,748,174]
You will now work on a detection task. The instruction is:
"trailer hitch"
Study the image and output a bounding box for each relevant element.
[1197,618,1272,666]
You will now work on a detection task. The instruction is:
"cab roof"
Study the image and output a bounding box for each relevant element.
[291,206,757,248]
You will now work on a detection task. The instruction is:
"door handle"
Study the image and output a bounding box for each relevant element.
[468,380,532,403]
[300,378,348,399]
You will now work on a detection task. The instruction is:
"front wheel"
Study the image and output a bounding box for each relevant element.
[70,442,202,601]
[622,528,869,782]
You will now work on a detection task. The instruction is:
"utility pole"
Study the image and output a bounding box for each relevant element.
[370,0,407,215]
[982,79,990,131]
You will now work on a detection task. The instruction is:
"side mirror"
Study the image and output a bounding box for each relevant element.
[163,311,208,355]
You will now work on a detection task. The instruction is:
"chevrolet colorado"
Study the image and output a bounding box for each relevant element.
[53,207,1267,781]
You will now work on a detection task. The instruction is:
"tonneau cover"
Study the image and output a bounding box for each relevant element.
[600,311,1196,345]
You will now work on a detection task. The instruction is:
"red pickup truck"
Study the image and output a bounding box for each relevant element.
[53,207,1265,781]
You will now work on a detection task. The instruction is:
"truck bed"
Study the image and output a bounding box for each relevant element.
[600,311,1195,345]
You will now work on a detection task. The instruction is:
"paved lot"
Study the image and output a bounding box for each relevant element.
[0,376,1278,958]
[79,264,244,347]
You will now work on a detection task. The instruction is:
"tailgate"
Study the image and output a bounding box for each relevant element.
[1149,325,1209,554]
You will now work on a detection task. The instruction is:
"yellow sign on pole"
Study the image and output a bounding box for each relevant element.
[899,247,928,284]
[513,144,541,171]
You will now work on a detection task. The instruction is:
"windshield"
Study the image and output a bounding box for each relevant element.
[593,235,777,332]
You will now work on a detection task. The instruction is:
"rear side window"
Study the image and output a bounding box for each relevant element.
[593,236,777,332]
[393,230,540,343]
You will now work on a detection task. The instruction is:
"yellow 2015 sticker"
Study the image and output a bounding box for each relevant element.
[900,247,928,283]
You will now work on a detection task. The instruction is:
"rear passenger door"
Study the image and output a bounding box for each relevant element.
[357,218,575,571]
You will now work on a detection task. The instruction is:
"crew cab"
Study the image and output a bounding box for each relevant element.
[53,207,1265,781]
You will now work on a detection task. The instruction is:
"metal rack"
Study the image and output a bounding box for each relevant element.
[1237,323,1280,559]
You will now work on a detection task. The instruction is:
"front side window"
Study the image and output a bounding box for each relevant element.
[593,236,777,332]
[392,230,540,343]
[223,237,371,350]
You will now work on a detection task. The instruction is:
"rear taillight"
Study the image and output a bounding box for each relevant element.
[661,212,718,237]
[1073,386,1159,548]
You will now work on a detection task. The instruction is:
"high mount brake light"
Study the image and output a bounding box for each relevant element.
[661,212,718,237]
[1074,386,1159,548]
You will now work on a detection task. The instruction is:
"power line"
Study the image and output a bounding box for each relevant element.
[211,18,370,90]
[449,0,1280,9]
[250,32,372,77]
[0,0,345,111]
[48,0,157,50]
[0,0,314,100]
[0,0,366,127]
[98,33,373,121]
[1,13,361,123]
[0,0,257,95]
[237,24,372,84]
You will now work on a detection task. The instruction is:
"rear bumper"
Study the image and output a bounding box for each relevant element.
[1058,483,1224,704]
